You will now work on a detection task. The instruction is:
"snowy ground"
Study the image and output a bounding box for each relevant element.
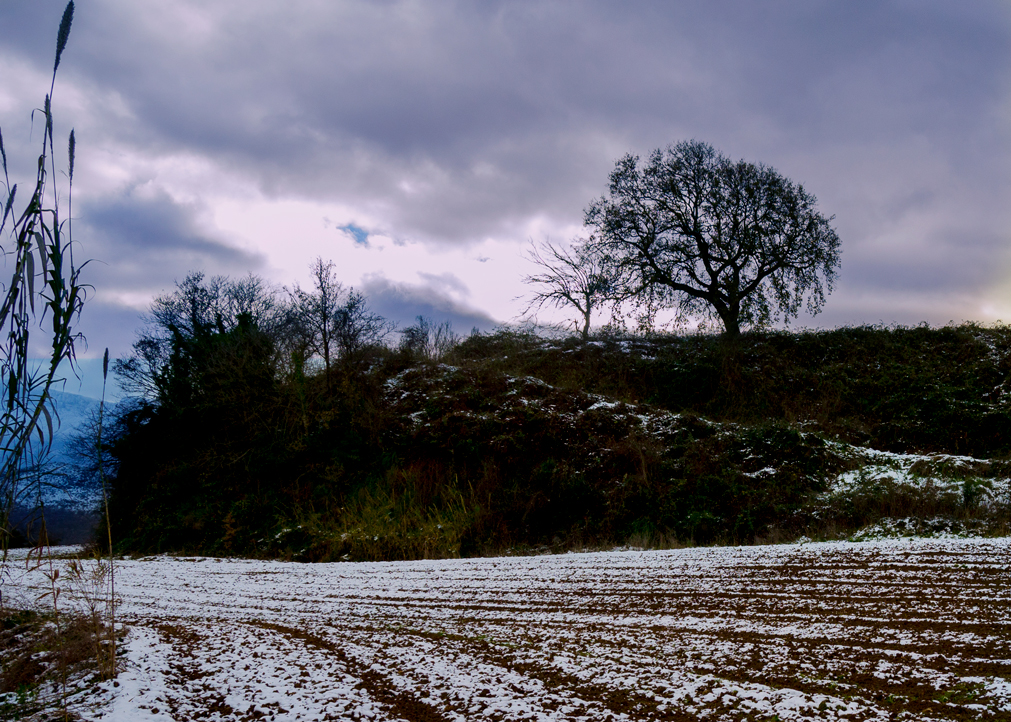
[3,537,1010,721]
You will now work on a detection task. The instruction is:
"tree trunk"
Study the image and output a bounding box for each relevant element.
[718,309,741,338]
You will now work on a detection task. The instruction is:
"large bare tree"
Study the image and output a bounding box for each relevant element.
[586,140,840,337]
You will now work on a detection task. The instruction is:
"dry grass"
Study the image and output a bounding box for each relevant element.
[0,604,122,721]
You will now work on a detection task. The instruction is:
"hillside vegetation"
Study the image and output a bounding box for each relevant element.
[105,323,1011,560]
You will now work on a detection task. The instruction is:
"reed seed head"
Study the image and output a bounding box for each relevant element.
[54,2,75,74]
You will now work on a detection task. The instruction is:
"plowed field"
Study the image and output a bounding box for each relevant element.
[4,538,1010,720]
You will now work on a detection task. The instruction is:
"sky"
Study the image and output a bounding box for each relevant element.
[1,1,1010,397]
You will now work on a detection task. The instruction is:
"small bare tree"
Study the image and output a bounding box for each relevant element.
[288,257,345,383]
[399,316,459,361]
[333,290,393,371]
[521,238,611,340]
[288,258,391,380]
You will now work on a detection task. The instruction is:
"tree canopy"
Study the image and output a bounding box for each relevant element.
[586,140,840,337]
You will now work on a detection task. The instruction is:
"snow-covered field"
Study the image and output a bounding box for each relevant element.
[3,537,1010,721]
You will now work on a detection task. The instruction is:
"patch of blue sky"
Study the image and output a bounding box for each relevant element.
[339,223,370,247]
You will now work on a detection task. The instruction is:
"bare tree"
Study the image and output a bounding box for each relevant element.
[333,290,394,371]
[288,258,345,383]
[288,257,391,381]
[586,140,840,338]
[399,316,459,361]
[521,238,611,340]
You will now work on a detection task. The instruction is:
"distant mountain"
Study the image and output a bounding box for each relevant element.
[50,389,115,457]
[5,390,117,545]
[6,390,117,511]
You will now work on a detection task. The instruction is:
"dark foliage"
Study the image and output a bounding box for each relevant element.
[108,312,389,554]
[451,323,1011,457]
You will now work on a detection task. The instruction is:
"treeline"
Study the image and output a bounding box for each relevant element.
[104,261,499,557]
[100,266,1011,559]
[104,262,428,553]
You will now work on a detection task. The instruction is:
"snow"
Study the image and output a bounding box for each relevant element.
[3,537,1010,720]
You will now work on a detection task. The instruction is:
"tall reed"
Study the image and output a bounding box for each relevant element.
[0,0,85,568]
[0,4,93,719]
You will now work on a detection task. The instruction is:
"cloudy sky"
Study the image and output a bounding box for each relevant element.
[1,1,1009,394]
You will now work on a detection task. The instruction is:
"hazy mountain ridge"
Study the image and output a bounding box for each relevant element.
[5,390,115,545]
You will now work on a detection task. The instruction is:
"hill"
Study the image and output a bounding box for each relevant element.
[104,323,1011,560]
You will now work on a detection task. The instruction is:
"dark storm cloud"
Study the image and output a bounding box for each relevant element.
[79,190,264,292]
[69,190,265,356]
[3,0,1010,338]
[359,274,496,335]
[73,4,1007,229]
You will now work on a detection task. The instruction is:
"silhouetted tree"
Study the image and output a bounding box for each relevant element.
[288,258,392,381]
[288,258,344,384]
[107,311,283,552]
[586,140,840,337]
[333,290,393,371]
[399,317,458,361]
[521,238,611,340]
[115,272,284,400]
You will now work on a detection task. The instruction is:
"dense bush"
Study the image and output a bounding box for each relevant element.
[451,323,1011,457]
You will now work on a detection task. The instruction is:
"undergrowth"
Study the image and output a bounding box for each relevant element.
[448,323,1011,457]
[0,587,122,721]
